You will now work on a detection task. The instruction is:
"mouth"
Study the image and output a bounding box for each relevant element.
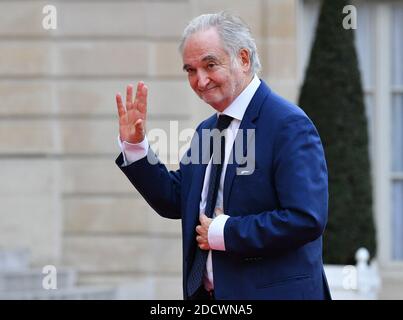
[201,86,218,93]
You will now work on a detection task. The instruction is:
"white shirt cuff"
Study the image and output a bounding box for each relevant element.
[117,135,149,166]
[208,214,230,251]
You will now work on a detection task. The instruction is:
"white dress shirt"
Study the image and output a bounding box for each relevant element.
[118,74,261,291]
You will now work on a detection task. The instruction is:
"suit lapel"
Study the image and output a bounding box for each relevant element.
[223,81,271,213]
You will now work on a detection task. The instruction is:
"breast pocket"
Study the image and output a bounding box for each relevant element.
[230,168,274,213]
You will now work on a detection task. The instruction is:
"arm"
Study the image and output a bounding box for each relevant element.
[115,82,182,219]
[116,149,182,220]
[223,116,329,257]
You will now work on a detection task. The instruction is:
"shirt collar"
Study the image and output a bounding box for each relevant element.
[219,74,261,121]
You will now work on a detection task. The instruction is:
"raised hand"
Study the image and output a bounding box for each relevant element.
[116,82,148,144]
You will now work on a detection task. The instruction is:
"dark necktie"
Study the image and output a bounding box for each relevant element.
[187,114,233,298]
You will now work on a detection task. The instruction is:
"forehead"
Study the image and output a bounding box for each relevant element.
[182,28,229,64]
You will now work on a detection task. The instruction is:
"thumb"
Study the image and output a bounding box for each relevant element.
[199,213,208,224]
[135,119,145,136]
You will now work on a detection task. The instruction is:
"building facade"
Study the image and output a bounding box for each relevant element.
[0,0,402,299]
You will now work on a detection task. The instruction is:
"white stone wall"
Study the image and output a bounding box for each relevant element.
[0,0,298,299]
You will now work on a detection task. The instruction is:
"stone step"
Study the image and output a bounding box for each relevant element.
[0,249,30,272]
[0,286,118,300]
[0,268,77,292]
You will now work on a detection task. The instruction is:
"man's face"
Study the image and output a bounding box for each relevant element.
[182,28,247,112]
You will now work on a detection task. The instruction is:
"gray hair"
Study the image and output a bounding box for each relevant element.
[179,11,262,75]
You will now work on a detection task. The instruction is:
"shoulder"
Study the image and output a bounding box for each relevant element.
[264,90,309,121]
[260,87,316,132]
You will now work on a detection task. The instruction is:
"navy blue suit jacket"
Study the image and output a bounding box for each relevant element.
[116,81,331,299]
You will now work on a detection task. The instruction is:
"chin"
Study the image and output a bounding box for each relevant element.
[202,93,221,103]
[209,96,231,109]
[203,97,220,108]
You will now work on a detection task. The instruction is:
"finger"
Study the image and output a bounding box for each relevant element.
[199,214,207,224]
[136,82,148,114]
[134,81,144,103]
[200,214,211,227]
[116,93,125,117]
[196,231,208,241]
[199,243,209,251]
[196,225,204,236]
[126,84,133,110]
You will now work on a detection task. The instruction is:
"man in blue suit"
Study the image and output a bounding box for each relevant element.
[115,12,331,300]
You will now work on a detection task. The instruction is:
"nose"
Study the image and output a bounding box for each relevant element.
[196,70,210,90]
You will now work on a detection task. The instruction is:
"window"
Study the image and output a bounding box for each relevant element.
[299,0,403,263]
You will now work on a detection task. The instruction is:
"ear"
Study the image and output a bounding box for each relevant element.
[239,48,251,73]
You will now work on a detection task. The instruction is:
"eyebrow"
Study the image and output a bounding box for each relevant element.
[182,55,220,71]
[201,55,219,63]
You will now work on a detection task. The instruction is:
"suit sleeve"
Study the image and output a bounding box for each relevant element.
[116,148,182,220]
[224,115,329,257]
